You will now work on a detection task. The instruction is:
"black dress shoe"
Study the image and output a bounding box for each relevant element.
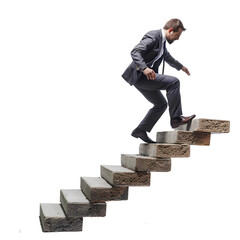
[171,114,196,128]
[131,127,156,143]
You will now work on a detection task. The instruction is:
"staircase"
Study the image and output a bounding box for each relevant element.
[39,118,230,232]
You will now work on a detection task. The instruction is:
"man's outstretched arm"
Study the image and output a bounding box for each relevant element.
[164,48,183,71]
[164,48,190,76]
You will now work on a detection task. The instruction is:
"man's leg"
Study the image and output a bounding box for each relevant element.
[134,87,167,132]
[134,73,195,130]
[135,74,183,124]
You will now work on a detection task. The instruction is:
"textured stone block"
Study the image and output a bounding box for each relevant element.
[121,154,171,172]
[40,203,83,232]
[60,189,106,217]
[156,131,211,145]
[139,143,190,158]
[81,177,128,202]
[176,118,230,133]
[101,165,150,186]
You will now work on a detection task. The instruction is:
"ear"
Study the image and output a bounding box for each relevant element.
[168,28,174,34]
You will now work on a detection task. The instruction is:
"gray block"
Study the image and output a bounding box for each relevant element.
[176,118,230,133]
[81,177,128,202]
[60,189,106,217]
[139,143,190,158]
[40,203,83,232]
[101,165,150,186]
[121,154,171,172]
[156,131,211,145]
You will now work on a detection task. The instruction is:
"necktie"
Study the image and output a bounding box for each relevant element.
[162,41,166,75]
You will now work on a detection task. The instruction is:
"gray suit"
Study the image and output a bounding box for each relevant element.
[122,29,184,132]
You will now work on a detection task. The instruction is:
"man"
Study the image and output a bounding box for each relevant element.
[122,18,195,143]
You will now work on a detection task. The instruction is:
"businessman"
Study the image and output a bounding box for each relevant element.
[122,18,195,143]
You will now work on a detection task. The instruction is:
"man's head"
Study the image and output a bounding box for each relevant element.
[163,18,186,44]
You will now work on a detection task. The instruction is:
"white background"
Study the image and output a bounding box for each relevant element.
[0,0,239,239]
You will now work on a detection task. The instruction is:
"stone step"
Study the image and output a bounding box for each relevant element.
[176,118,230,133]
[60,189,106,217]
[80,177,128,202]
[139,143,190,158]
[101,165,150,186]
[40,203,83,232]
[121,154,171,172]
[156,130,211,145]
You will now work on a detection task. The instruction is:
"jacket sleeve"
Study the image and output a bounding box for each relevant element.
[164,48,183,71]
[130,32,157,71]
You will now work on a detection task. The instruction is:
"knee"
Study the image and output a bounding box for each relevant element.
[172,77,180,87]
[167,77,180,91]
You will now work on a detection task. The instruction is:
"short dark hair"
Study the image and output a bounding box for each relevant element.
[163,18,186,32]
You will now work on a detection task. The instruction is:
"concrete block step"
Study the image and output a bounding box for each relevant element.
[40,203,83,232]
[101,165,150,186]
[60,189,106,217]
[80,177,128,202]
[156,130,211,145]
[139,143,190,158]
[121,154,171,172]
[176,118,230,133]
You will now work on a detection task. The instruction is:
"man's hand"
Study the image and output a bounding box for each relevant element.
[143,67,156,80]
[182,66,191,76]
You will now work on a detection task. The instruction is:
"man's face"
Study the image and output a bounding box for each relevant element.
[166,28,183,44]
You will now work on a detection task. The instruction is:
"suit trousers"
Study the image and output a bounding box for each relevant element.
[134,73,183,132]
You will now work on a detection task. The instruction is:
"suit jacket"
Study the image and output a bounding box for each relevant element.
[122,29,183,85]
